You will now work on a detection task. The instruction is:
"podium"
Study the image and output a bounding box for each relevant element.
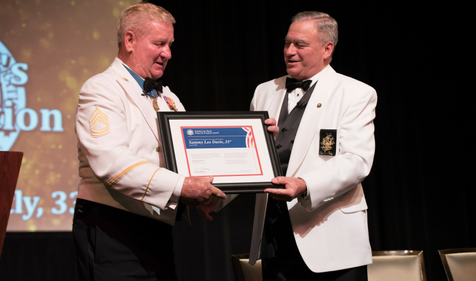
[0,151,23,257]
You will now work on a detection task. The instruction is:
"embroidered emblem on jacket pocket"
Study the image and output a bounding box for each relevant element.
[319,129,336,156]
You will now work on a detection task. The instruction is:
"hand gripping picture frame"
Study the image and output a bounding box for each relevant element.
[158,111,284,193]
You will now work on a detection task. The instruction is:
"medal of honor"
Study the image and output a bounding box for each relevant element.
[152,98,160,111]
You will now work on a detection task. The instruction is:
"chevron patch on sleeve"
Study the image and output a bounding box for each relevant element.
[90,107,110,137]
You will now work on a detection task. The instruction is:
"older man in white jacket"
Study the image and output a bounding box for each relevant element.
[73,3,225,281]
[249,11,377,281]
[196,11,377,281]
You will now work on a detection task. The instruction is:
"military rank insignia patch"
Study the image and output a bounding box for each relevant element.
[90,107,110,137]
[319,129,336,156]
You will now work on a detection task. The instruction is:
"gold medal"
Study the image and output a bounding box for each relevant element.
[152,98,160,111]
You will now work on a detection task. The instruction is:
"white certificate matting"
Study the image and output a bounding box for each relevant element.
[169,118,275,184]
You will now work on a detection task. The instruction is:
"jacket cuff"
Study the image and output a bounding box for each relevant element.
[167,175,185,209]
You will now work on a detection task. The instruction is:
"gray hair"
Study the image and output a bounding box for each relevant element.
[291,11,338,47]
[117,3,176,49]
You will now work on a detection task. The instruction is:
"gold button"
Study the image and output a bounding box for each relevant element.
[156,146,162,152]
[123,77,128,81]
[317,103,322,108]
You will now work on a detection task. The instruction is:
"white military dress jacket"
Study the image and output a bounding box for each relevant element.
[75,57,185,226]
[251,65,377,273]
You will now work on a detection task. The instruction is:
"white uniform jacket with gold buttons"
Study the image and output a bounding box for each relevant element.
[75,57,185,226]
[251,66,377,273]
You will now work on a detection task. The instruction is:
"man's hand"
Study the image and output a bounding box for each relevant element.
[196,196,221,221]
[265,118,279,139]
[264,177,307,201]
[180,176,226,206]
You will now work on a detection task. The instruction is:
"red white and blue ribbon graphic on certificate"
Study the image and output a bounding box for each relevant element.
[181,126,263,177]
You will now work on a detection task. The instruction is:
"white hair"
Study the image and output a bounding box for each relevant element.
[117,3,175,49]
[292,11,338,47]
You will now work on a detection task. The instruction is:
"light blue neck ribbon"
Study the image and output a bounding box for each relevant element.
[122,64,159,98]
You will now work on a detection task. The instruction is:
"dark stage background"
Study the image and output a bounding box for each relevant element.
[0,1,473,281]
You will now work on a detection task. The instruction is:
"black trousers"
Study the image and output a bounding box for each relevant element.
[72,199,177,281]
[261,197,368,281]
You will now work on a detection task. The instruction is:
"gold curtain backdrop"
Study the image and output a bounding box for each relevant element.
[1,0,139,231]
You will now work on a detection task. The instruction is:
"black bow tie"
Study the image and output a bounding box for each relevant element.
[285,77,312,92]
[143,77,163,97]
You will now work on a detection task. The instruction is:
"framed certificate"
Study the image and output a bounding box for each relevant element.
[158,111,284,193]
